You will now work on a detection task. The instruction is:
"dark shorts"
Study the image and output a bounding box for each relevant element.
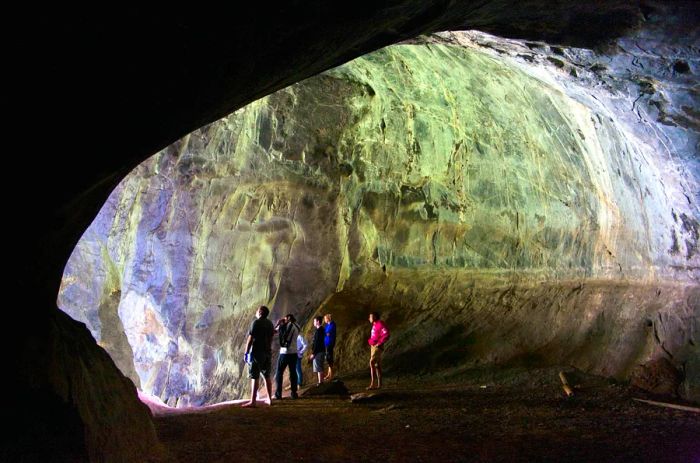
[325,346,335,366]
[249,353,271,380]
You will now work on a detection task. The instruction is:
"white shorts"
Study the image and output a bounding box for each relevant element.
[313,353,325,373]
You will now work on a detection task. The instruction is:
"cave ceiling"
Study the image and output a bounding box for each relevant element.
[14,3,696,285]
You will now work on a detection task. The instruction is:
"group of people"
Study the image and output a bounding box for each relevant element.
[242,307,345,407]
[241,306,389,407]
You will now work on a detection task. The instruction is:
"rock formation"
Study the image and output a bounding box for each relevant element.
[60,37,699,405]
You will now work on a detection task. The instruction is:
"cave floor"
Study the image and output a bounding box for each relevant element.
[153,369,700,463]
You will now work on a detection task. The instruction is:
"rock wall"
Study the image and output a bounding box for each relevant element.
[8,309,165,462]
[328,272,698,392]
[59,42,699,404]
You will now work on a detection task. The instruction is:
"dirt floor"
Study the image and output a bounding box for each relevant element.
[153,368,700,463]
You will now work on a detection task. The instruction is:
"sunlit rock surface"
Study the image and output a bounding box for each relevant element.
[60,40,699,405]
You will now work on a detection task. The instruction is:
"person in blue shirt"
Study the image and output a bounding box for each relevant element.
[323,313,337,381]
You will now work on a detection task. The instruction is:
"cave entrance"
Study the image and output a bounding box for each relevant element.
[58,33,699,407]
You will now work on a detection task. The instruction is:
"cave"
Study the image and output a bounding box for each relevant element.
[8,2,699,462]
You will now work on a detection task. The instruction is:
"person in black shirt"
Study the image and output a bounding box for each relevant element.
[242,305,274,407]
[309,316,326,385]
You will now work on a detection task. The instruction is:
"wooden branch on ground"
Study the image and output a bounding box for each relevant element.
[633,398,700,413]
[559,371,574,397]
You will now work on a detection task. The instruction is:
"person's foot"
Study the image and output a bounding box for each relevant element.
[273,395,282,400]
[366,385,377,390]
[241,401,256,408]
[291,392,299,399]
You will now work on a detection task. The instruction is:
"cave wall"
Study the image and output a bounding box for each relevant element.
[60,42,699,405]
[7,309,165,462]
[328,272,698,399]
[11,2,699,459]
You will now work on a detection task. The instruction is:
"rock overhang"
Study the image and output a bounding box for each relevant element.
[59,31,699,405]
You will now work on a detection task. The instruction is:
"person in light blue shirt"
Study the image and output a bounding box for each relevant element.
[296,329,308,387]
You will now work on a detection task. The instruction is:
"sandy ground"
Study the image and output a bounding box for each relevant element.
[153,368,700,463]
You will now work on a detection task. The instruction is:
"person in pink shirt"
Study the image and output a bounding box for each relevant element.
[367,312,390,390]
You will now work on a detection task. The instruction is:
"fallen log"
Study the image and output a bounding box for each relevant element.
[632,398,700,413]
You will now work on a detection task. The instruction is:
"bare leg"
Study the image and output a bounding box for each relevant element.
[375,363,382,389]
[242,378,259,407]
[325,365,333,381]
[317,372,323,384]
[368,362,377,390]
[263,375,272,402]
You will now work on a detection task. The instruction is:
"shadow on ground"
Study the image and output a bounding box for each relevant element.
[153,367,700,463]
